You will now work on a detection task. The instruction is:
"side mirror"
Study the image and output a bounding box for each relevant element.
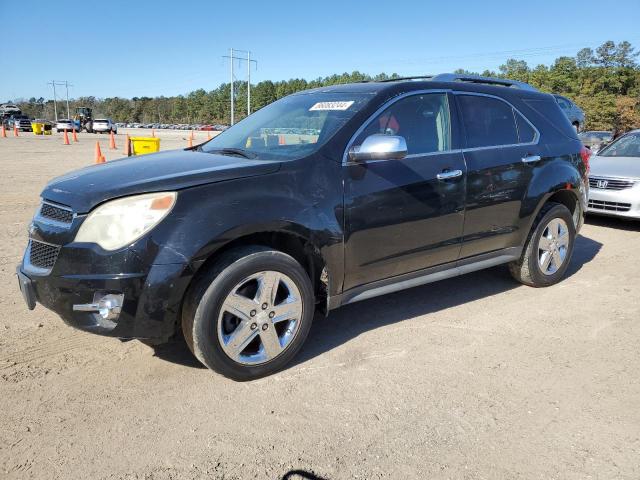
[349,134,408,162]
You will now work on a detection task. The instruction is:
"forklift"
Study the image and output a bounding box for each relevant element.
[73,107,93,133]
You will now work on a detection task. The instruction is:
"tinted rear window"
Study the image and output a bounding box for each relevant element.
[457,95,518,148]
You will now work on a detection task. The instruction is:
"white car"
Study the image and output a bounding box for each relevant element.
[588,129,640,220]
[55,119,76,133]
[92,118,117,134]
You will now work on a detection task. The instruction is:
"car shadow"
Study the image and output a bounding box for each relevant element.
[291,233,602,369]
[151,234,602,372]
[585,215,640,232]
[150,336,206,369]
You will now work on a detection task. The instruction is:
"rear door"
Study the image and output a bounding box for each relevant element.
[454,93,541,258]
[343,91,467,290]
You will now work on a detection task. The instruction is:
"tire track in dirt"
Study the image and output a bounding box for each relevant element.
[0,333,94,369]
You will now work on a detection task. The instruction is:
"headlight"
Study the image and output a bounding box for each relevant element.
[75,192,177,251]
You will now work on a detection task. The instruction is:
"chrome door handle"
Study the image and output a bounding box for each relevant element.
[436,169,463,180]
[522,155,541,163]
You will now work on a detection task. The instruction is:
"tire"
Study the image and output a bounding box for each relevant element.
[509,203,575,287]
[182,246,315,380]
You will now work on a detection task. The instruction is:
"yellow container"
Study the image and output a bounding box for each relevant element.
[130,137,160,155]
[32,122,44,135]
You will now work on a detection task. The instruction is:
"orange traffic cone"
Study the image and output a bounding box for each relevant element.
[95,141,104,164]
[124,134,131,156]
[188,136,193,148]
[207,131,211,139]
[63,129,70,145]
[14,125,19,137]
[1,124,6,138]
[109,131,117,149]
[72,128,79,142]
[278,134,285,145]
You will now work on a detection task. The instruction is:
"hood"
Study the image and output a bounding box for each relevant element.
[590,155,640,179]
[42,149,281,213]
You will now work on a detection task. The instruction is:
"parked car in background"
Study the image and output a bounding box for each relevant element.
[588,129,640,219]
[10,115,33,132]
[92,119,117,134]
[553,94,585,132]
[17,73,589,380]
[55,119,76,133]
[579,131,613,154]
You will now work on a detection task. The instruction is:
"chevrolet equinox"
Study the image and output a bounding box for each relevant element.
[17,74,590,380]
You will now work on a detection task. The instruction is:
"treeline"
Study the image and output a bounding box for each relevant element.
[12,41,640,131]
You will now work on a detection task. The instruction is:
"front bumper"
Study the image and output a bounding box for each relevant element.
[587,183,640,219]
[18,235,193,342]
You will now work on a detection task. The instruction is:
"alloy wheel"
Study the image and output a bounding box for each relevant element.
[217,271,303,365]
[538,218,570,275]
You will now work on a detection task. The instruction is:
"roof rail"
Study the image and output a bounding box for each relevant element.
[431,73,538,92]
[377,75,434,83]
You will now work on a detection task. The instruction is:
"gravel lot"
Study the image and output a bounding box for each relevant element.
[1,130,639,479]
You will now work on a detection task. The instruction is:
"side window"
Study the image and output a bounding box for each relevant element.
[514,111,536,143]
[457,95,518,148]
[354,93,451,155]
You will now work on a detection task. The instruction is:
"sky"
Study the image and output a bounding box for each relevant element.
[1,0,639,101]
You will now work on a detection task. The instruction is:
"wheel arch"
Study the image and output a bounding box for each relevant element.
[521,158,586,246]
[182,224,333,321]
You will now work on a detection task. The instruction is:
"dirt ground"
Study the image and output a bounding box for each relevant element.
[0,130,639,480]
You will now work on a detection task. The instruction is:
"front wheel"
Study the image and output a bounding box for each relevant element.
[182,246,315,380]
[509,203,576,287]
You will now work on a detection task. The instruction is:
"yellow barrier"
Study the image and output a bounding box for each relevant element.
[31,122,52,135]
[130,137,160,155]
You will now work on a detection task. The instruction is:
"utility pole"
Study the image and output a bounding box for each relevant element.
[247,50,251,116]
[230,48,234,125]
[48,81,58,120]
[64,81,72,119]
[222,49,257,125]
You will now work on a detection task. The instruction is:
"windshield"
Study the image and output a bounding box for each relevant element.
[201,92,372,160]
[598,132,640,158]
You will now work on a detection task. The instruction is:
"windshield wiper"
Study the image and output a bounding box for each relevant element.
[206,147,257,159]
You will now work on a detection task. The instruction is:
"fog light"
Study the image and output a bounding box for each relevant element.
[73,293,124,321]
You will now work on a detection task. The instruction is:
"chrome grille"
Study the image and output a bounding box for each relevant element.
[588,200,632,212]
[29,240,60,269]
[39,202,73,224]
[588,177,636,190]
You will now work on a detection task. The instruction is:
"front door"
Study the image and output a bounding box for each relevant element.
[343,92,466,291]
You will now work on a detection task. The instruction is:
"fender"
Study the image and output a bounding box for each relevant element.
[149,166,345,297]
[519,152,586,245]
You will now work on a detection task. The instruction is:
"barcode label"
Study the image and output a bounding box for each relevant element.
[309,101,355,111]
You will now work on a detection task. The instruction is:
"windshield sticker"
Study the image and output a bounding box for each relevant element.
[309,101,354,111]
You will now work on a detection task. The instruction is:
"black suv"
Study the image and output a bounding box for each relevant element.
[17,74,590,380]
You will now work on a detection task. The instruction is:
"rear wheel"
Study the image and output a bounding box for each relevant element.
[509,203,575,287]
[182,246,314,380]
